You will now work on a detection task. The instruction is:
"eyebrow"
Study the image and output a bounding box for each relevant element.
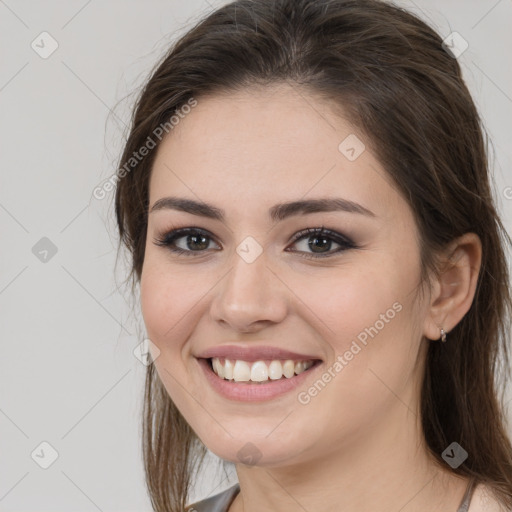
[149,196,375,222]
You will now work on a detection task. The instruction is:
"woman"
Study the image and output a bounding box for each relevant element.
[114,0,512,510]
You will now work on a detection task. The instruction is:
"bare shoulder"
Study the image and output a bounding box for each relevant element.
[468,483,511,512]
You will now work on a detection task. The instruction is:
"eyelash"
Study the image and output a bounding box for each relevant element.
[153,226,357,260]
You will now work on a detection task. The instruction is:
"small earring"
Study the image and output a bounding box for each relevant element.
[440,328,447,343]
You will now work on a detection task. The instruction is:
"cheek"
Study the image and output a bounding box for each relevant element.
[292,257,421,415]
[291,263,409,353]
[140,268,175,341]
[140,253,203,343]
[139,257,203,413]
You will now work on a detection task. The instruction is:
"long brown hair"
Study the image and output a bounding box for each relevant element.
[113,0,512,509]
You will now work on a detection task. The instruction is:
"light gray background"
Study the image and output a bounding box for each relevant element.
[1,1,511,510]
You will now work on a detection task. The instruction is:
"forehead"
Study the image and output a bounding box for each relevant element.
[149,84,402,223]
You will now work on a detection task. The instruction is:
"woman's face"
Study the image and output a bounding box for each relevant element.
[140,83,431,468]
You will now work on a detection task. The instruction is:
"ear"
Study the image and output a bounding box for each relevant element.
[423,233,482,341]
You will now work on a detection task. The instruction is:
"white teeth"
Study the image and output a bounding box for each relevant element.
[211,357,316,382]
[233,360,251,381]
[213,358,225,378]
[283,360,295,378]
[223,358,234,380]
[294,361,305,374]
[268,360,283,380]
[250,361,268,382]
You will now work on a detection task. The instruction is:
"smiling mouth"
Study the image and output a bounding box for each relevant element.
[205,357,322,384]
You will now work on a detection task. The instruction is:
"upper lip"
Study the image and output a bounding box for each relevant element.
[196,345,322,362]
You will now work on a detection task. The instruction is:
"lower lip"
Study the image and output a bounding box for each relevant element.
[197,358,322,402]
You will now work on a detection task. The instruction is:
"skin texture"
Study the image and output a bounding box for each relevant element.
[140,83,486,511]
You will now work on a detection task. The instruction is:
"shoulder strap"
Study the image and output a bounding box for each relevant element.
[456,478,476,512]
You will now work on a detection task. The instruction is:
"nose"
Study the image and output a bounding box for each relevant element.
[209,247,288,333]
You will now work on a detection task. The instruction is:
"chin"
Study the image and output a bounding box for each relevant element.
[198,429,314,469]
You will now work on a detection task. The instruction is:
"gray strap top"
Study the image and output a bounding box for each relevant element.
[185,478,476,512]
[457,478,476,512]
[185,484,240,512]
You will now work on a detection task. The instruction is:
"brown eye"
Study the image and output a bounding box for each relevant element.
[286,227,356,259]
[153,228,221,256]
